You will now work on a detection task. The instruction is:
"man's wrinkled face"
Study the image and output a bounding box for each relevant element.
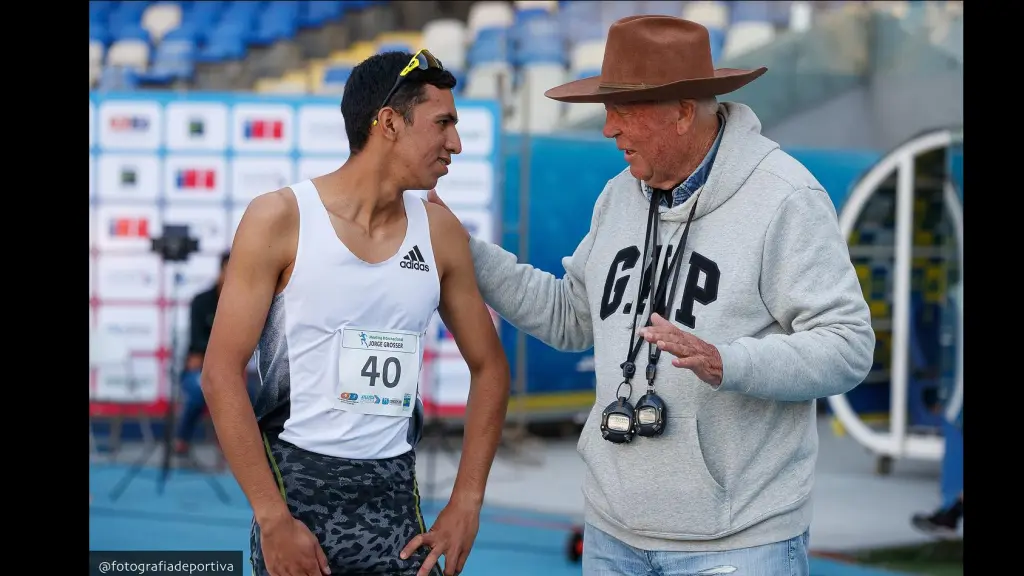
[601,101,683,185]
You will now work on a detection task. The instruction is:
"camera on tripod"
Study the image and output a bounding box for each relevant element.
[151,224,200,263]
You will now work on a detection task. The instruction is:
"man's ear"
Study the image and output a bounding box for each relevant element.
[378,108,401,142]
[675,99,698,136]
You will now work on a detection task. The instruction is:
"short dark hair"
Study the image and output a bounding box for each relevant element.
[341,51,457,155]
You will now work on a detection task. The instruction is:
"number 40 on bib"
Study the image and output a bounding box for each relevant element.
[334,327,420,418]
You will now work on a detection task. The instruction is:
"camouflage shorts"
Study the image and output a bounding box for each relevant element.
[251,434,441,576]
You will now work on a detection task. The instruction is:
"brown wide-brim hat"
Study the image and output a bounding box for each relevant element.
[546,15,767,104]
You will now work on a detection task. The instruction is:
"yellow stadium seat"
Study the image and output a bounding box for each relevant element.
[374,31,424,52]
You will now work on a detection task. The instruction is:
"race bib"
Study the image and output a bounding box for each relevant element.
[333,327,420,417]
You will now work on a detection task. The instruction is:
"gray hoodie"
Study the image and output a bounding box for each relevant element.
[468,102,875,551]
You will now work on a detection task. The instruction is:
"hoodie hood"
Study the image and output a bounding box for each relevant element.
[651,102,780,223]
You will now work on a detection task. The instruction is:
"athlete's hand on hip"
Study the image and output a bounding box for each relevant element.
[400,499,480,576]
[639,313,724,387]
[260,514,331,576]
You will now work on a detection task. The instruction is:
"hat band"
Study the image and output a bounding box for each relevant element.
[598,81,653,90]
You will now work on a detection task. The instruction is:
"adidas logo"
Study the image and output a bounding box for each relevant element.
[400,245,430,272]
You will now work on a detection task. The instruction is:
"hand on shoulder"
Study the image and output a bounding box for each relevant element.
[424,189,470,244]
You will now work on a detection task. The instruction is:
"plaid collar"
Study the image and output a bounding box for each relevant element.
[641,114,725,209]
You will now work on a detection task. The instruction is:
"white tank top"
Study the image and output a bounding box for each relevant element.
[252,180,440,460]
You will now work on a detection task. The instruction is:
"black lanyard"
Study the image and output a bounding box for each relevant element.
[621,188,702,385]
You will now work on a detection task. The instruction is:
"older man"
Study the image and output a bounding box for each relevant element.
[430,15,875,576]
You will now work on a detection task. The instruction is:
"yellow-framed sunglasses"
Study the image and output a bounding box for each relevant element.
[371,49,445,127]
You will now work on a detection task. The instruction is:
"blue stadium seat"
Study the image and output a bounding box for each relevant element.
[708,27,726,63]
[252,2,300,45]
[116,24,151,43]
[323,65,353,85]
[515,37,566,67]
[163,24,200,43]
[140,38,196,83]
[730,0,772,24]
[180,1,225,42]
[195,26,248,63]
[469,28,511,67]
[99,65,140,91]
[90,23,111,45]
[300,0,343,27]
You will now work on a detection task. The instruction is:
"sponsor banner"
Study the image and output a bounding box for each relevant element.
[89,93,500,410]
[96,253,162,302]
[94,304,162,361]
[94,356,161,403]
[448,206,495,243]
[99,100,162,150]
[232,104,294,153]
[296,157,342,182]
[97,204,160,251]
[164,101,229,151]
[297,105,349,154]
[98,154,160,202]
[163,253,221,302]
[454,107,495,157]
[231,156,294,203]
[162,205,229,254]
[434,159,494,206]
[90,253,95,298]
[163,154,228,204]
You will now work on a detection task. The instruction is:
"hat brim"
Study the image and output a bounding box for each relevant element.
[544,67,768,104]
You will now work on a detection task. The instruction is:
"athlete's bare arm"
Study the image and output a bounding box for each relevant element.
[201,189,298,528]
[403,202,511,575]
[428,202,510,506]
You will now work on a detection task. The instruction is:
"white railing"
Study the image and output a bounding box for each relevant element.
[827,127,962,467]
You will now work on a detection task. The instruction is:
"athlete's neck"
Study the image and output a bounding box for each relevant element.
[322,157,406,231]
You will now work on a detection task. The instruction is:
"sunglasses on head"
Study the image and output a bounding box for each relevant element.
[372,49,445,127]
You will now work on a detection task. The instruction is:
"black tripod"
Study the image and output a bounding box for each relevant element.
[108,225,231,505]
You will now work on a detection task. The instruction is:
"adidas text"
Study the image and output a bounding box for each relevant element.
[401,246,430,272]
[400,260,430,272]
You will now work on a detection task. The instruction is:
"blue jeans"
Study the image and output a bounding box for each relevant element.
[583,523,810,576]
[175,370,206,444]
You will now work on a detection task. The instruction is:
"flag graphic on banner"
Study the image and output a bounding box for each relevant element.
[176,169,216,190]
[188,118,205,137]
[109,217,149,238]
[109,116,150,132]
[243,119,284,141]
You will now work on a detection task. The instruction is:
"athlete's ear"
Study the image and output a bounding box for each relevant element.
[377,108,401,142]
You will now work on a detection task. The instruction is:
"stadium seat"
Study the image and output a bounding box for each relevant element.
[467,1,515,41]
[251,1,301,46]
[141,37,196,83]
[682,1,730,30]
[722,21,776,60]
[141,2,183,44]
[90,40,106,87]
[422,18,468,73]
[301,0,345,28]
[789,1,815,33]
[106,38,151,72]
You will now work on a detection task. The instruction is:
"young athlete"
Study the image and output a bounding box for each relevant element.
[201,50,511,576]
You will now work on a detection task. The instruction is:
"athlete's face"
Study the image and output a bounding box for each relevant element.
[395,85,462,191]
